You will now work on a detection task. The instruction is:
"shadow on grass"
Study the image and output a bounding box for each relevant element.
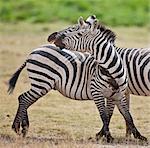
[100,136,149,146]
[0,134,149,146]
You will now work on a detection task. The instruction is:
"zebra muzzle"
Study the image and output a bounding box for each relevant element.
[53,34,66,49]
[47,32,58,43]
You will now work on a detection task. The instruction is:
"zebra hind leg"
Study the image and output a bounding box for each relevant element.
[116,95,147,141]
[96,98,115,141]
[12,94,29,137]
[12,88,49,137]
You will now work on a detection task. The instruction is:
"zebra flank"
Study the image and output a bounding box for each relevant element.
[26,46,98,100]
[116,47,150,96]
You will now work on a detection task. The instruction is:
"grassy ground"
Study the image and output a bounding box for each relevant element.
[0,0,148,26]
[0,22,150,147]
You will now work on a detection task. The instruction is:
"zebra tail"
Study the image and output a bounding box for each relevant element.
[8,62,26,94]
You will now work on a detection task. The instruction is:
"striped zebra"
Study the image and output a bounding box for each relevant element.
[48,17,149,139]
[8,44,146,142]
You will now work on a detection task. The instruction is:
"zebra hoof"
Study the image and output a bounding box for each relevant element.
[134,130,147,141]
[96,130,104,141]
[125,133,132,138]
[125,129,132,138]
[138,135,147,142]
[12,122,21,135]
[21,120,29,137]
[106,134,114,143]
[21,127,28,138]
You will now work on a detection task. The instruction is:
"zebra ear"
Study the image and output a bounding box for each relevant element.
[91,19,99,32]
[86,15,97,25]
[78,16,86,27]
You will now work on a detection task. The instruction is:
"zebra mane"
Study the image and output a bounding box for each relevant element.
[97,22,116,43]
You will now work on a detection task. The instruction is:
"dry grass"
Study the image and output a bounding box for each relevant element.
[0,23,150,147]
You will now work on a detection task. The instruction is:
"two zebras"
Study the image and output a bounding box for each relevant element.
[8,16,149,142]
[48,15,150,137]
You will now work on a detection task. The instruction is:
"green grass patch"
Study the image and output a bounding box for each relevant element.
[0,0,149,26]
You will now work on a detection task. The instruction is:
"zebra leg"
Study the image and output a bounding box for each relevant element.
[125,90,132,137]
[116,95,147,141]
[12,88,50,137]
[92,94,113,143]
[96,98,115,140]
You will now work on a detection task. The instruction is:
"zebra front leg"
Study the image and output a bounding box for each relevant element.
[116,95,147,141]
[92,94,113,143]
[96,98,115,140]
[12,88,49,137]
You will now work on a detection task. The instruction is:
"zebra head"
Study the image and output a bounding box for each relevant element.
[53,19,116,57]
[47,15,97,43]
[53,19,100,52]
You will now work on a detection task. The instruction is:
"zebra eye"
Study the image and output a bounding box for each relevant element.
[77,33,82,36]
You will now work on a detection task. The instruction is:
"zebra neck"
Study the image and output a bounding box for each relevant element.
[94,42,118,67]
[94,42,127,87]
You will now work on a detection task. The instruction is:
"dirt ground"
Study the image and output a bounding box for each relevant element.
[0,23,150,147]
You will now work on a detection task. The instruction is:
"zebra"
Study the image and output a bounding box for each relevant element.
[47,17,150,139]
[8,44,146,142]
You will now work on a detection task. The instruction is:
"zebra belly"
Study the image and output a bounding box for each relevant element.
[128,85,150,96]
[56,86,93,100]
